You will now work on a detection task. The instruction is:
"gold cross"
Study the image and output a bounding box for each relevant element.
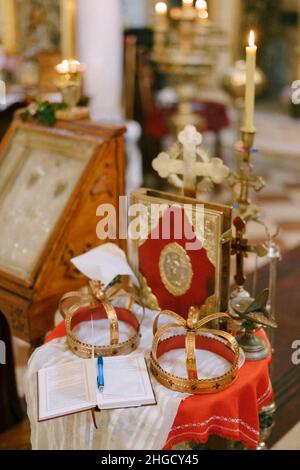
[228,161,265,212]
[231,217,252,288]
[152,125,229,199]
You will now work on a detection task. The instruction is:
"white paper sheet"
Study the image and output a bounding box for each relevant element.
[71,243,139,287]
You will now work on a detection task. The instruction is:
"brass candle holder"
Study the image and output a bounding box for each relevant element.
[228,129,280,362]
[240,128,256,157]
[229,128,265,217]
[54,59,89,120]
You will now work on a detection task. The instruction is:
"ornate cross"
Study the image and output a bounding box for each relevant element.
[231,217,251,288]
[231,216,269,291]
[152,125,229,199]
[228,161,265,214]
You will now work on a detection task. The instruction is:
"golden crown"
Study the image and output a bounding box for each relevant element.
[149,307,240,394]
[60,280,143,359]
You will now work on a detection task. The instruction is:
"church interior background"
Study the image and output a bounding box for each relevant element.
[0,0,299,451]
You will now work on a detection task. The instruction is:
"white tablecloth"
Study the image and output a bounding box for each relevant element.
[24,308,187,450]
[24,305,242,450]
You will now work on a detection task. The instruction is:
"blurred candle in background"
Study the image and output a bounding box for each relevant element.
[195,0,207,10]
[60,0,77,59]
[195,0,208,19]
[154,2,168,51]
[156,1,167,15]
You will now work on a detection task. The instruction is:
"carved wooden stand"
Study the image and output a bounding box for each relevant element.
[0,117,126,433]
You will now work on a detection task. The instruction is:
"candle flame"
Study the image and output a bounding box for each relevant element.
[249,30,255,47]
[155,2,167,14]
[56,59,84,74]
[195,0,207,10]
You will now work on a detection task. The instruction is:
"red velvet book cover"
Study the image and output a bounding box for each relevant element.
[129,189,232,319]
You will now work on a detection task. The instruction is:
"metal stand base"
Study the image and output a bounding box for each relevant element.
[238,330,270,361]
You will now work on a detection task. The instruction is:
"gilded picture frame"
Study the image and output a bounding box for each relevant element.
[0,120,100,287]
[0,0,76,58]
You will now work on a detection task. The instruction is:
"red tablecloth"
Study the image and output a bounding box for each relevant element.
[163,331,273,450]
[45,325,273,450]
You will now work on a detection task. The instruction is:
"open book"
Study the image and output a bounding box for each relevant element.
[38,355,156,422]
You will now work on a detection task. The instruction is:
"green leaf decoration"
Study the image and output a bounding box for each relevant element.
[20,101,68,126]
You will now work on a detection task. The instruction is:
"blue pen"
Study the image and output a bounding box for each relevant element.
[97,356,104,392]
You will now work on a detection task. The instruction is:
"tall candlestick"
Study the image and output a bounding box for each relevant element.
[60,0,77,59]
[244,30,257,132]
[154,2,168,52]
[155,2,168,29]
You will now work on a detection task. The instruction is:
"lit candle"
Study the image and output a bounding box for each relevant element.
[154,2,168,37]
[155,1,168,16]
[155,2,168,30]
[56,60,71,75]
[244,30,257,132]
[60,0,77,59]
[55,59,84,76]
[195,0,208,19]
[195,0,207,10]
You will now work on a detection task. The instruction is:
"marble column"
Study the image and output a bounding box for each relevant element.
[296,3,300,80]
[209,0,242,64]
[77,0,123,122]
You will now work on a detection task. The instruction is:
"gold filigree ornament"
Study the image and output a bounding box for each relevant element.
[60,280,144,359]
[149,308,240,394]
[159,243,193,296]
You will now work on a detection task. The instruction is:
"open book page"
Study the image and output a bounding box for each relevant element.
[96,355,156,410]
[38,355,156,421]
[38,359,96,422]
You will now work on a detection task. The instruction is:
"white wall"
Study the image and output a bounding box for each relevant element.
[121,0,155,28]
[122,0,147,28]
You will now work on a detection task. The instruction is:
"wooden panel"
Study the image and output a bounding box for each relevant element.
[0,288,30,342]
[0,117,126,343]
